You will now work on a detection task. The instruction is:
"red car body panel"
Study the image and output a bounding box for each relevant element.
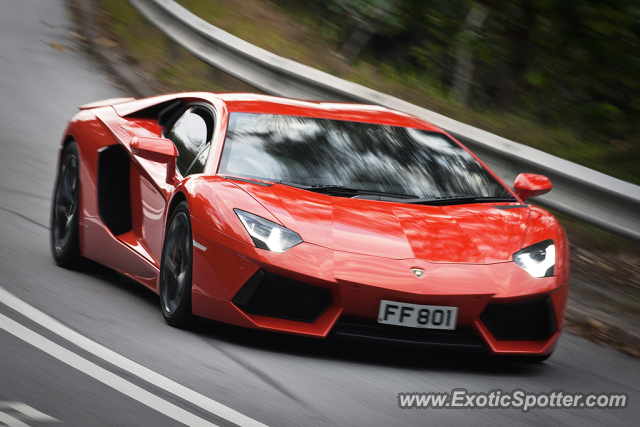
[57,92,570,355]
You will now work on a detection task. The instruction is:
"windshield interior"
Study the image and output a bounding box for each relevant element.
[218,113,512,199]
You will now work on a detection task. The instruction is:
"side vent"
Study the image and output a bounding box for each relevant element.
[98,145,132,236]
[233,270,332,323]
[481,297,556,341]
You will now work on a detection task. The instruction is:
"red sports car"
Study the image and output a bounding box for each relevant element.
[51,92,569,360]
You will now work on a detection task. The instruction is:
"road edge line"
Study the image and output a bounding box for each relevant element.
[0,286,268,427]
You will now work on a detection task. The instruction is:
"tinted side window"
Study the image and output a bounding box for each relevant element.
[166,108,211,176]
[188,143,211,175]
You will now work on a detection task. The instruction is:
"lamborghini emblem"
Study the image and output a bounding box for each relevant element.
[411,268,425,278]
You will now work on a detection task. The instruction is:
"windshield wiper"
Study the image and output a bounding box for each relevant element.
[349,195,517,205]
[400,196,517,206]
[275,181,419,199]
[259,178,517,205]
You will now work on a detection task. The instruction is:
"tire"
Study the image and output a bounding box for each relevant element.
[51,141,82,268]
[159,201,194,327]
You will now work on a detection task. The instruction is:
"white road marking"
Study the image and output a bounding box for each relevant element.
[0,286,268,427]
[0,312,218,427]
[0,402,58,422]
[0,402,58,426]
[0,411,29,427]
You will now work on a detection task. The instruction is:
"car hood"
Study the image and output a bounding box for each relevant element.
[234,181,529,263]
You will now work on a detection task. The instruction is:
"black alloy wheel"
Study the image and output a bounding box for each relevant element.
[51,141,81,268]
[159,201,194,327]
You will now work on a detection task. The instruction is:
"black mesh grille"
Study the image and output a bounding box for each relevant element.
[331,317,484,351]
[233,271,332,323]
[481,297,556,341]
[98,145,132,236]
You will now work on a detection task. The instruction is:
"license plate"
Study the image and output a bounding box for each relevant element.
[377,300,457,330]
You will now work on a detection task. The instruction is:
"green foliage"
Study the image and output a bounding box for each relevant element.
[329,0,403,25]
[409,3,463,80]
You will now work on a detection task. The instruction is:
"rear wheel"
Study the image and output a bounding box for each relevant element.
[51,141,81,268]
[159,201,194,327]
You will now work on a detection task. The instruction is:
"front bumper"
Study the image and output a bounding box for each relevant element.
[190,218,569,355]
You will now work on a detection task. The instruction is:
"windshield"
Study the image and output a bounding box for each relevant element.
[218,113,512,199]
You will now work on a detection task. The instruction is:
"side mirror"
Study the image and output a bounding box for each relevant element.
[513,173,552,202]
[130,137,178,184]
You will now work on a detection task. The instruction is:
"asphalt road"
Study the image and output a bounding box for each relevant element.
[0,1,638,426]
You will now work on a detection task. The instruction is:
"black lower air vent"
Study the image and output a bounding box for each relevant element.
[481,296,556,341]
[331,317,484,351]
[232,270,332,323]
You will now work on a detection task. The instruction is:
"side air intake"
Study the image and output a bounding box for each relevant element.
[232,270,332,323]
[481,297,556,341]
[98,145,132,236]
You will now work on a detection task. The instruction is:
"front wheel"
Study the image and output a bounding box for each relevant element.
[51,141,81,268]
[159,201,194,327]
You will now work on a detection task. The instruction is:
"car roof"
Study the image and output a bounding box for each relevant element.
[110,92,442,132]
[215,93,441,131]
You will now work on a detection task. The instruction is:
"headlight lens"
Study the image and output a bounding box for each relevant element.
[513,239,555,278]
[234,209,302,253]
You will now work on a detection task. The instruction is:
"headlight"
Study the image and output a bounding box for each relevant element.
[513,239,555,278]
[234,209,302,253]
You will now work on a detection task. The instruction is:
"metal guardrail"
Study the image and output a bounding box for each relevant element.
[130,0,640,242]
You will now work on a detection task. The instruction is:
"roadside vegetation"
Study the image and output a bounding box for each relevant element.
[96,0,257,93]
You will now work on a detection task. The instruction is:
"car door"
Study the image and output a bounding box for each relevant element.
[135,105,215,265]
